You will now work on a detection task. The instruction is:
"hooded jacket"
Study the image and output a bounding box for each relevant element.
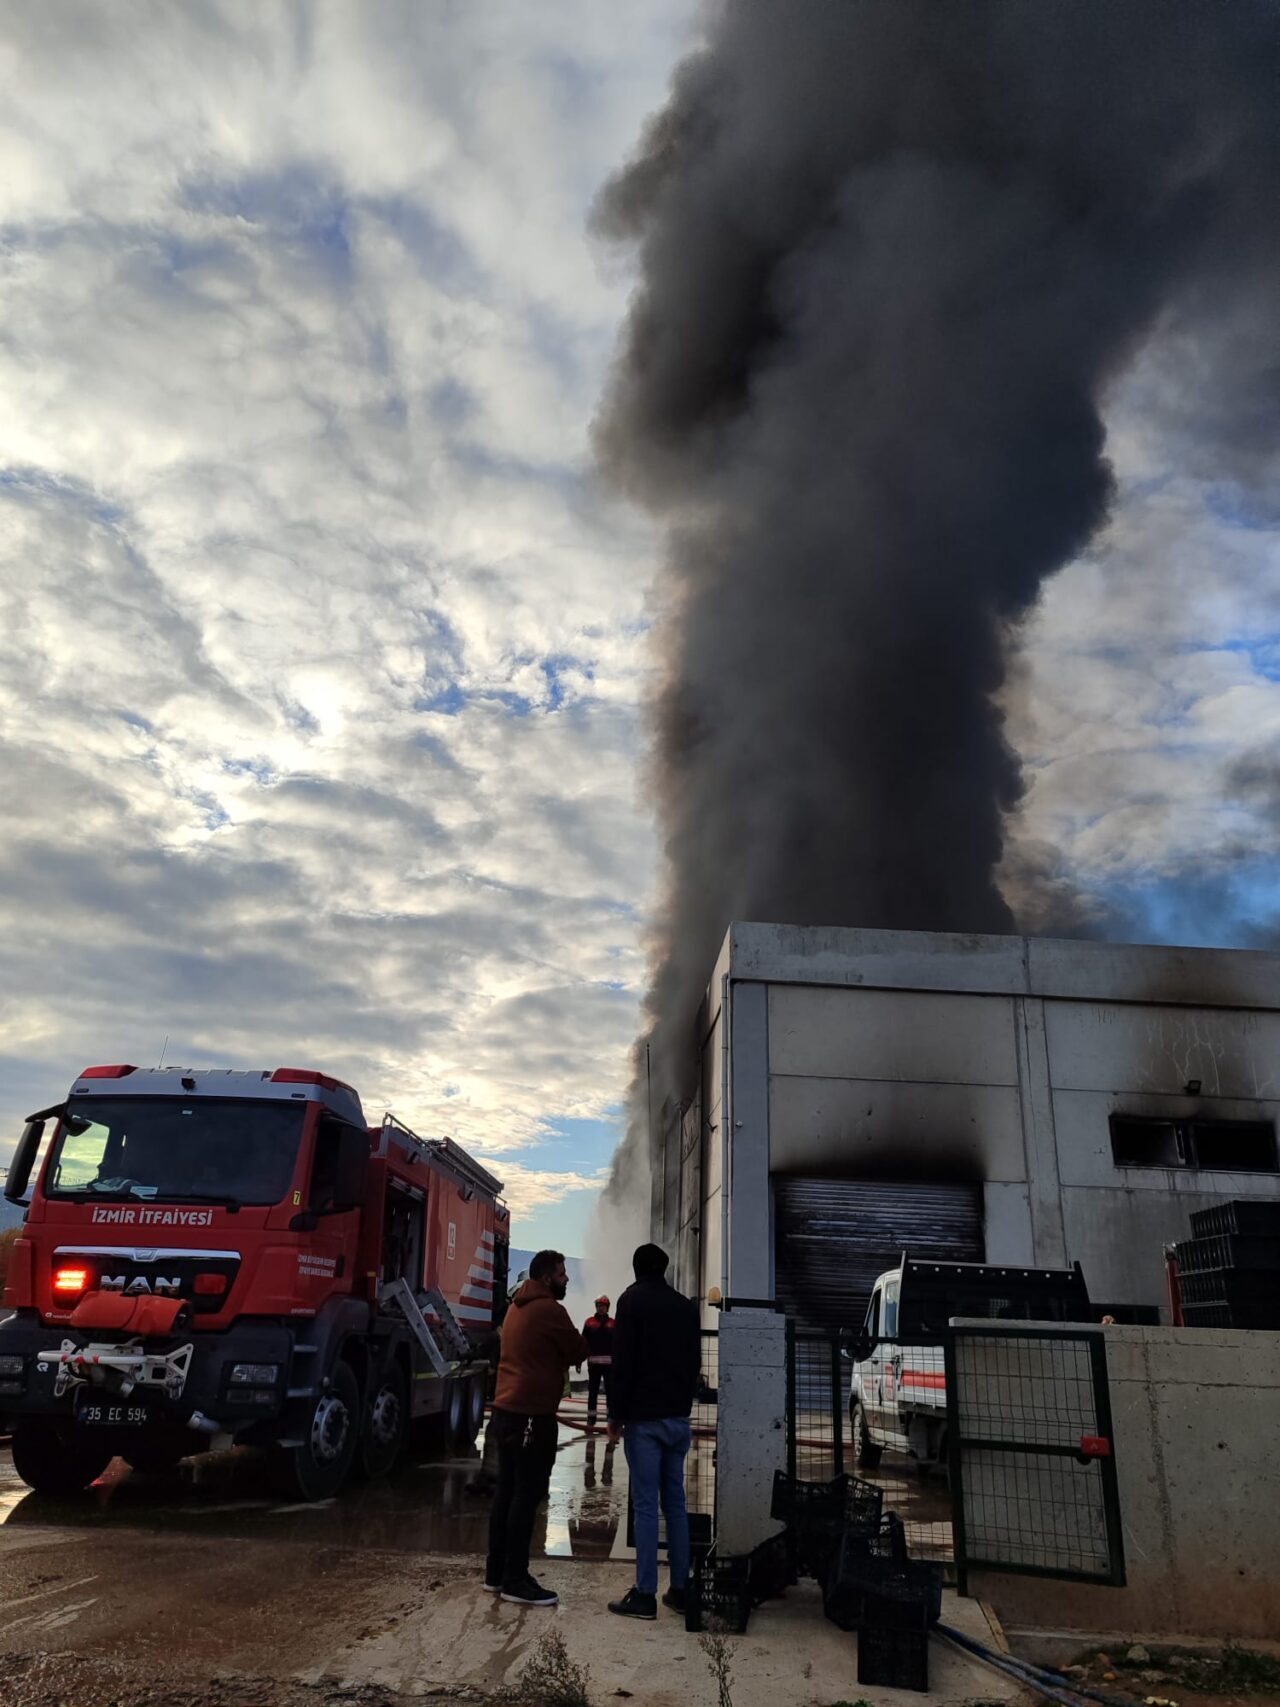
[494,1277,587,1416]
[608,1274,701,1424]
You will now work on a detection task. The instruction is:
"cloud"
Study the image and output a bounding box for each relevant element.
[1002,348,1280,935]
[0,2,694,1209]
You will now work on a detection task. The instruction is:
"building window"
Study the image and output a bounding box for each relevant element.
[1110,1115,1278,1174]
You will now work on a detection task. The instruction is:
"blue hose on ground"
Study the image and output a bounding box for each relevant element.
[936,1623,1137,1707]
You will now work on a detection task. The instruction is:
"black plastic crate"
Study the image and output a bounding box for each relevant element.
[826,1528,945,1635]
[1182,1298,1280,1330]
[771,1472,884,1581]
[686,1548,752,1635]
[625,1503,713,1553]
[859,1622,930,1692]
[823,1516,908,1631]
[1179,1267,1280,1306]
[1177,1234,1280,1274]
[1180,1301,1233,1329]
[748,1532,796,1607]
[770,1471,882,1535]
[1190,1201,1280,1240]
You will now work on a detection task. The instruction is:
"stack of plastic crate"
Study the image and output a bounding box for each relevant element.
[1177,1201,1280,1329]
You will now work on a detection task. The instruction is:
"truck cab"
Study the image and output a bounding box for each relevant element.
[848,1255,1092,1471]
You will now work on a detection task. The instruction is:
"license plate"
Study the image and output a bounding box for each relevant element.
[77,1397,151,1428]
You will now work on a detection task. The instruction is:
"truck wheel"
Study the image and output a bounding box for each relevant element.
[271,1360,360,1501]
[356,1364,409,1479]
[11,1418,113,1496]
[853,1403,883,1470]
[453,1373,485,1449]
[444,1378,466,1449]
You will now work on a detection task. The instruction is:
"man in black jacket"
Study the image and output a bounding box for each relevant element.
[606,1243,701,1621]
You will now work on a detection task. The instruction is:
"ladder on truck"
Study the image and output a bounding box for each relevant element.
[378,1278,471,1376]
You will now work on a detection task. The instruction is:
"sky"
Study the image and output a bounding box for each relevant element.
[1,2,1278,1255]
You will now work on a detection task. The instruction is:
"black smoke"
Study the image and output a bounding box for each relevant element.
[592,1,1280,1205]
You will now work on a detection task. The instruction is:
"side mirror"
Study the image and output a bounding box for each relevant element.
[5,1118,45,1204]
[849,1330,873,1365]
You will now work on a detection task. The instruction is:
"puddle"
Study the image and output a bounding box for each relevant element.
[0,1421,630,1563]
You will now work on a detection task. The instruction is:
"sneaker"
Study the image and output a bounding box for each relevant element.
[501,1575,559,1607]
[609,1587,658,1621]
[662,1587,686,1614]
[482,1576,502,1594]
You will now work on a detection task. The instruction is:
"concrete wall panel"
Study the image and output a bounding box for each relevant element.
[769,1076,1026,1181]
[1044,1000,1280,1099]
[984,1182,1035,1264]
[1060,1187,1188,1309]
[768,985,1018,1086]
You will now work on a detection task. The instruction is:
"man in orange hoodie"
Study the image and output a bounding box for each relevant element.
[484,1250,586,1606]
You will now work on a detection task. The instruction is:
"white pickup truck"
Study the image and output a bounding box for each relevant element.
[847,1256,1093,1471]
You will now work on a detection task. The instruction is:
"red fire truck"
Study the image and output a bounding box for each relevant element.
[0,1064,510,1500]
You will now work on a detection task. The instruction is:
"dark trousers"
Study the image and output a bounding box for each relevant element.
[586,1363,611,1417]
[486,1409,557,1587]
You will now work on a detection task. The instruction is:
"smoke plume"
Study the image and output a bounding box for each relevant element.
[592,1,1280,1218]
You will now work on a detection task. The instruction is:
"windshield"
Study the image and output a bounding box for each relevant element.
[45,1097,305,1206]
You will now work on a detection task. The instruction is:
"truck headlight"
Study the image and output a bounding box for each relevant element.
[229,1362,279,1385]
[0,1355,24,1376]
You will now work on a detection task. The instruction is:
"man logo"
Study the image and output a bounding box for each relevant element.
[100,1275,182,1296]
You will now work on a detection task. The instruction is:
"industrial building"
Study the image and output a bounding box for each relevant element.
[654,923,1280,1328]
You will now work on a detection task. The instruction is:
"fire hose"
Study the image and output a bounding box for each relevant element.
[936,1623,1142,1707]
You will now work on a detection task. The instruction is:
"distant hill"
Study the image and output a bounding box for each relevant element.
[509,1247,585,1291]
[0,1200,25,1233]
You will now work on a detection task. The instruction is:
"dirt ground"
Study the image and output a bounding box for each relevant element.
[1034,1640,1280,1707]
[1,1653,443,1707]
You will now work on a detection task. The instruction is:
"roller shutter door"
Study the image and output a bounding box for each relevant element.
[774,1177,984,1333]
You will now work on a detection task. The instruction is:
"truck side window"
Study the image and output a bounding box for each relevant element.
[310,1118,343,1209]
[882,1279,899,1339]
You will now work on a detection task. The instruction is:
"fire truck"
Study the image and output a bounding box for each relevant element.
[0,1064,510,1501]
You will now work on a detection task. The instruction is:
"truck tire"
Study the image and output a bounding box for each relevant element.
[355,1363,409,1480]
[11,1418,113,1496]
[853,1403,883,1471]
[270,1359,360,1501]
[444,1378,466,1449]
[453,1372,485,1449]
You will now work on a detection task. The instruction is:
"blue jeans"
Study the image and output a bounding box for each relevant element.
[625,1417,692,1596]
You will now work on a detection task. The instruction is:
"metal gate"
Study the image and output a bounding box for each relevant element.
[774,1178,985,1334]
[786,1323,956,1566]
[946,1325,1125,1590]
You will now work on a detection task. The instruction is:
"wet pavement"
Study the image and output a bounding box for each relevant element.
[0,1410,632,1563]
[0,1414,944,1566]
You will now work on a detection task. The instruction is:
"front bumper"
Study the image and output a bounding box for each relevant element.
[0,1309,294,1434]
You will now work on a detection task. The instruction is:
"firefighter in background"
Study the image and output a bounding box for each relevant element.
[580,1295,615,1425]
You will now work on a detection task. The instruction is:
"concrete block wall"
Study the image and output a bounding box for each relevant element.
[969,1325,1280,1639]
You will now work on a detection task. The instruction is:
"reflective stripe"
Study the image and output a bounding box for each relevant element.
[899,1370,946,1391]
